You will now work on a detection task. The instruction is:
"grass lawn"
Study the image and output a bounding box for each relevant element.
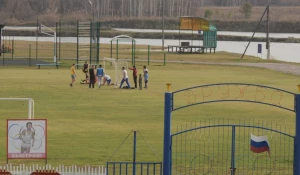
[0,61,298,166]
[0,41,299,174]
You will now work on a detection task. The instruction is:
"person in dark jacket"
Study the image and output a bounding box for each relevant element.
[129,66,138,88]
[89,65,96,88]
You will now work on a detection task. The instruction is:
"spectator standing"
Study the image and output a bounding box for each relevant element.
[129,66,138,88]
[89,65,96,88]
[96,65,105,88]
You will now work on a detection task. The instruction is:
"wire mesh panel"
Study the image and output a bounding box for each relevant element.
[171,120,294,175]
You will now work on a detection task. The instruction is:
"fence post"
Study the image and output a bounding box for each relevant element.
[163,91,172,175]
[110,41,112,58]
[294,94,300,175]
[148,45,150,66]
[133,130,137,175]
[231,126,236,175]
[131,40,134,65]
[29,44,31,66]
[164,53,166,65]
[116,39,119,60]
[76,20,79,68]
[11,39,14,60]
[2,47,4,66]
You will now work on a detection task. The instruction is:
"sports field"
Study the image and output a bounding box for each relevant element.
[0,49,298,169]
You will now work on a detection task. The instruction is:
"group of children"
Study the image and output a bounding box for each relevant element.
[70,61,113,88]
[69,61,149,89]
[119,65,149,89]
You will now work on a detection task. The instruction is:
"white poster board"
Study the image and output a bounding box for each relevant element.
[7,119,47,159]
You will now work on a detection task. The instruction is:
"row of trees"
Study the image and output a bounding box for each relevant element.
[0,0,299,22]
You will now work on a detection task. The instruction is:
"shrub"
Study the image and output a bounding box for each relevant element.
[204,9,213,19]
[240,2,253,19]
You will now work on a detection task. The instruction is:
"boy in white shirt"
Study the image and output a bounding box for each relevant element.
[103,75,114,85]
[119,67,131,88]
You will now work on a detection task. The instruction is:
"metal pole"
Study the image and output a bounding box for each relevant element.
[162,0,165,51]
[54,22,57,63]
[90,21,92,64]
[76,20,79,68]
[133,130,137,175]
[110,41,112,58]
[231,126,236,175]
[29,44,31,66]
[97,21,100,64]
[148,45,150,65]
[132,40,134,65]
[163,92,172,175]
[36,18,38,60]
[266,4,270,60]
[59,20,61,61]
[240,5,268,59]
[164,53,166,65]
[11,39,14,60]
[116,39,119,60]
[294,94,300,175]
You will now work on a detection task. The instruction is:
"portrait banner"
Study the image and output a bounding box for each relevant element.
[7,119,47,159]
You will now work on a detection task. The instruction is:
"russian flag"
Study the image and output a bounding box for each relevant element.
[250,134,270,155]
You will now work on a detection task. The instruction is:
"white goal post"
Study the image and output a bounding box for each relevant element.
[39,23,57,63]
[0,98,34,119]
[103,57,128,87]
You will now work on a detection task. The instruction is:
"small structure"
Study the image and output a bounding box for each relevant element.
[110,35,136,65]
[167,17,217,54]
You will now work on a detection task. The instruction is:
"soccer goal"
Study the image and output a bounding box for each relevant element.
[0,98,34,119]
[38,23,57,63]
[103,57,128,87]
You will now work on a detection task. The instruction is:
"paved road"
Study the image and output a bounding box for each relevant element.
[122,59,300,76]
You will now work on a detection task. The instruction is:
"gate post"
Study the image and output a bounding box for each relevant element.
[163,92,172,175]
[294,94,300,175]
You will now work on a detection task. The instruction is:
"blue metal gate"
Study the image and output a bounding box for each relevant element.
[163,83,299,175]
[171,121,294,174]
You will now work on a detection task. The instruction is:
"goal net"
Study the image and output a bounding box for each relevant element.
[103,57,128,87]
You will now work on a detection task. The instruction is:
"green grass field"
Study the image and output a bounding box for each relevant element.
[0,45,299,174]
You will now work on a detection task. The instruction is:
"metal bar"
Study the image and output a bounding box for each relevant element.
[172,124,294,138]
[110,41,112,58]
[40,32,54,37]
[76,20,79,68]
[172,83,295,96]
[59,20,61,61]
[11,38,13,60]
[163,92,172,175]
[89,21,92,64]
[117,39,119,60]
[266,4,270,60]
[29,44,31,66]
[230,126,235,175]
[131,40,133,65]
[294,94,300,175]
[133,130,136,175]
[148,45,150,66]
[97,21,100,64]
[240,5,268,59]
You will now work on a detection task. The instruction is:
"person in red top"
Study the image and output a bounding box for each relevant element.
[129,66,138,88]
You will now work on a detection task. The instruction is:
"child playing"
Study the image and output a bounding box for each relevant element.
[144,70,148,89]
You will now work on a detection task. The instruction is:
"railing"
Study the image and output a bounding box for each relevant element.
[0,164,106,175]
